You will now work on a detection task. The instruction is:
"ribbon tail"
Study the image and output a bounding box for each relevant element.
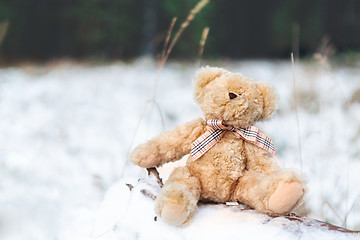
[233,127,276,156]
[190,129,225,160]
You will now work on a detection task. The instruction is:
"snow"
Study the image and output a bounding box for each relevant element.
[0,58,360,240]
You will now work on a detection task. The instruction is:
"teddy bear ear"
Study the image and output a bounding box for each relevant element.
[256,82,277,119]
[194,66,228,103]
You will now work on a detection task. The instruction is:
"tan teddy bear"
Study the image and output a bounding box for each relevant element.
[130,66,304,226]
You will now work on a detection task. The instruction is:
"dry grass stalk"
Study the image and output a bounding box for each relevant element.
[161,17,177,61]
[291,53,303,172]
[123,0,209,179]
[332,76,360,124]
[125,98,165,164]
[344,194,360,227]
[181,0,209,29]
[197,27,210,67]
[319,88,325,222]
[291,23,300,61]
[154,0,209,98]
[0,21,9,46]
[313,36,335,69]
[322,201,345,227]
[162,0,209,66]
[138,0,209,117]
[315,37,360,228]
[94,229,113,239]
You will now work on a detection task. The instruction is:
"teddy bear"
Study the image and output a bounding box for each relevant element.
[130,66,304,226]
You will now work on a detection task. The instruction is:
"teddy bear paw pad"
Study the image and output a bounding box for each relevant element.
[267,182,304,215]
[158,201,193,226]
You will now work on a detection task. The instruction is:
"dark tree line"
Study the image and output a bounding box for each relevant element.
[0,0,359,61]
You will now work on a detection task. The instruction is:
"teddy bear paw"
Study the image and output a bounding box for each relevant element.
[136,154,159,168]
[267,181,304,215]
[155,183,198,226]
[158,201,193,226]
[130,143,161,168]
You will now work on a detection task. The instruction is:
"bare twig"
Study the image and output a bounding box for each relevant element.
[147,167,164,187]
[205,203,360,234]
[140,189,157,200]
[197,27,210,67]
[291,53,303,172]
[125,183,134,191]
[285,213,360,234]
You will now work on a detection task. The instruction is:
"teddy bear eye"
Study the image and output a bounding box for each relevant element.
[229,92,238,99]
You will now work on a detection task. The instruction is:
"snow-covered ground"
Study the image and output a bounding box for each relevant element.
[0,58,360,240]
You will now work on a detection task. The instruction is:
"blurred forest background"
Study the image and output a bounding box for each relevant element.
[0,0,360,62]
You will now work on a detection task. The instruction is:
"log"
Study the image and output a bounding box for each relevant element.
[142,167,360,235]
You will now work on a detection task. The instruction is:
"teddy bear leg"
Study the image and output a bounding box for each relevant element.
[155,166,201,226]
[231,170,304,216]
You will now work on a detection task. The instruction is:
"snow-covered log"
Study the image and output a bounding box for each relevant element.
[92,174,359,240]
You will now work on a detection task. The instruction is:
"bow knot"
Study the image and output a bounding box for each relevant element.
[190,119,276,161]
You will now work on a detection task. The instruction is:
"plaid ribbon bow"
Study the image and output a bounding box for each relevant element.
[190,119,276,161]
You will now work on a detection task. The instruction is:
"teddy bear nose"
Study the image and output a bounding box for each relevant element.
[229,92,237,99]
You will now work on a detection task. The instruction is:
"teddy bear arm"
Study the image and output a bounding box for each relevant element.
[244,142,280,175]
[156,118,207,166]
[130,118,207,168]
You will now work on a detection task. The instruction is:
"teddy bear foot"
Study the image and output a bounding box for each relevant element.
[158,201,193,226]
[155,183,198,226]
[267,181,304,215]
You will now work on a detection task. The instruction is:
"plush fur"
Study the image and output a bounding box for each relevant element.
[130,66,305,226]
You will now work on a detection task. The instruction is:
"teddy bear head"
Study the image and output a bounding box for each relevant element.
[194,66,277,128]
